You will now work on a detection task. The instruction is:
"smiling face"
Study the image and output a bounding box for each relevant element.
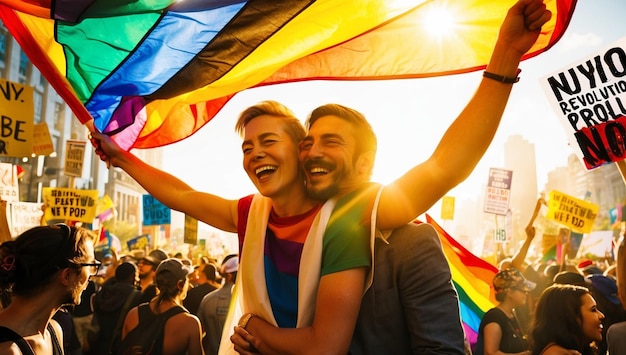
[242,115,304,200]
[65,238,97,306]
[299,115,365,200]
[579,293,604,343]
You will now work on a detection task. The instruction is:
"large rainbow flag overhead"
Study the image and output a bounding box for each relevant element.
[0,0,576,150]
[425,214,498,348]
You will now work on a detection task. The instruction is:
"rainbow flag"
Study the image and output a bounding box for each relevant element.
[425,214,498,348]
[0,0,576,150]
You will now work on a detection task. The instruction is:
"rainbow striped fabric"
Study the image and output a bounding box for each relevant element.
[0,0,576,150]
[426,214,498,348]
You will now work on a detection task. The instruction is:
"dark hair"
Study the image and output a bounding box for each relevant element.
[154,270,184,307]
[530,284,592,355]
[115,262,138,284]
[0,224,96,298]
[201,263,217,282]
[306,103,377,159]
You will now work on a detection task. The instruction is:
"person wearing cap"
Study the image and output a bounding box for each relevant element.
[198,255,239,355]
[137,249,168,304]
[475,268,535,355]
[120,258,204,355]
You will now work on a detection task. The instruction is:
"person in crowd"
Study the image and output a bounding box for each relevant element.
[475,268,534,355]
[553,268,626,355]
[137,249,168,304]
[229,0,552,353]
[529,284,604,355]
[71,278,97,351]
[120,258,203,355]
[87,261,142,355]
[0,224,98,354]
[184,262,220,315]
[93,100,370,355]
[92,0,552,352]
[578,259,603,277]
[499,196,547,333]
[607,321,626,355]
[198,255,239,355]
[585,273,626,355]
[349,222,468,355]
[54,306,83,355]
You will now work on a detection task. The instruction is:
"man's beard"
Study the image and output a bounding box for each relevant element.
[61,287,81,306]
[305,164,351,201]
[306,180,339,201]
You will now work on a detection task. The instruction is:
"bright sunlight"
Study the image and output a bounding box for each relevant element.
[421,4,457,39]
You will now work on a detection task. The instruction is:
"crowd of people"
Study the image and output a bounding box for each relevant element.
[474,197,626,355]
[1,0,624,354]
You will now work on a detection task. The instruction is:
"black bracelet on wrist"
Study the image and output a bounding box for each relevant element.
[483,68,521,84]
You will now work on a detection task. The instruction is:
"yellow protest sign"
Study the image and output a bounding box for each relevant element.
[441,196,455,220]
[546,190,599,234]
[42,187,98,223]
[0,79,34,157]
[184,214,198,245]
[32,122,55,156]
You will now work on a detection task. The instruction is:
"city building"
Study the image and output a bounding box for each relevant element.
[0,22,151,237]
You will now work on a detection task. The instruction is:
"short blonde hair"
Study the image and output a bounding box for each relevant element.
[235,101,305,144]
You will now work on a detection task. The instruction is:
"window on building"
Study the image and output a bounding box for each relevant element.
[39,72,46,88]
[33,91,43,123]
[18,51,29,84]
[0,26,7,77]
[54,102,65,132]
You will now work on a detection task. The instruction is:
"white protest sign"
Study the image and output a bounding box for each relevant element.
[541,37,626,170]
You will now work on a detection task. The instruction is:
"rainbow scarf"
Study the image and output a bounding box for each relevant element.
[0,0,576,150]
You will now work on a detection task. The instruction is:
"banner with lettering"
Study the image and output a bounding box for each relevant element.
[9,201,43,238]
[483,168,513,216]
[142,194,171,226]
[64,140,86,177]
[127,234,151,251]
[545,190,599,234]
[0,163,19,202]
[541,36,626,170]
[0,79,34,158]
[42,187,98,223]
[32,122,55,156]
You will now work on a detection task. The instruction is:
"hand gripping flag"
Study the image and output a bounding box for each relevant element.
[0,0,576,150]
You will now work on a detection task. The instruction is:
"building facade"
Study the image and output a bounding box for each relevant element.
[1,22,152,234]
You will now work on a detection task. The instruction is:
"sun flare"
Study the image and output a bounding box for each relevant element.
[421,5,457,38]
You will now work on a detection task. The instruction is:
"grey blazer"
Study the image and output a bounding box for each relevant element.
[350,222,468,355]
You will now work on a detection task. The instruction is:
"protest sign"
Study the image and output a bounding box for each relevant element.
[0,163,19,202]
[142,194,171,226]
[184,215,198,245]
[545,190,599,234]
[42,187,98,223]
[64,140,86,177]
[127,234,151,251]
[483,168,513,215]
[32,122,55,156]
[441,195,455,220]
[9,201,43,238]
[0,79,34,157]
[541,36,626,170]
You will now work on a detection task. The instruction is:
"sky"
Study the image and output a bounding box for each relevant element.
[159,0,626,231]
